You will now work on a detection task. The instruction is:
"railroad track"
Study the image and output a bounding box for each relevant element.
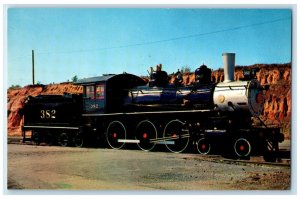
[182,153,291,167]
[211,156,290,167]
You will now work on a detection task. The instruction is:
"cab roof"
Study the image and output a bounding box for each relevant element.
[76,73,146,87]
[76,74,115,85]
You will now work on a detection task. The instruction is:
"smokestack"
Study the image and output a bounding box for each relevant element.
[222,53,235,83]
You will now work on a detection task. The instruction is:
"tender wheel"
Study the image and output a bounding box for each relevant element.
[234,138,251,157]
[263,139,278,162]
[31,131,41,145]
[73,132,84,148]
[106,121,126,149]
[44,132,54,146]
[135,120,157,151]
[58,133,69,147]
[196,138,211,155]
[163,119,189,153]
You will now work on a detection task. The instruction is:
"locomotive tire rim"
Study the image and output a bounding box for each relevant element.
[45,132,54,146]
[32,131,40,145]
[234,138,251,157]
[73,133,84,148]
[163,119,189,153]
[58,133,69,147]
[106,121,126,150]
[135,120,157,151]
[196,138,211,155]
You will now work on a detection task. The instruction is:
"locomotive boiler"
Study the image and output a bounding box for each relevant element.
[22,53,284,162]
[123,53,264,118]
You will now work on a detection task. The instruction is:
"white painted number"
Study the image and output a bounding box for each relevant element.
[40,109,56,119]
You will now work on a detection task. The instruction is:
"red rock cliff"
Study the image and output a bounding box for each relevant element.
[7,63,291,138]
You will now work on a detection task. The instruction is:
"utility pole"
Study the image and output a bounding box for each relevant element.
[32,50,35,85]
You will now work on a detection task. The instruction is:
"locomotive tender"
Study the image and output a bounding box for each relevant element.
[22,53,284,162]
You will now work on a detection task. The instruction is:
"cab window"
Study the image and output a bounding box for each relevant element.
[84,84,105,99]
[96,84,105,99]
[85,85,95,99]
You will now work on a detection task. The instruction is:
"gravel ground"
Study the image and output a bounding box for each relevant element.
[6,144,291,191]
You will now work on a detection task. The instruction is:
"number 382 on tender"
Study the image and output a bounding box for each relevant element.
[40,109,56,119]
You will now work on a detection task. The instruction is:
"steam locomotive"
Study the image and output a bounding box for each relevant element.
[22,53,284,162]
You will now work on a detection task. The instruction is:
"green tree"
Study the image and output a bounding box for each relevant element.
[9,84,21,89]
[180,65,191,73]
[71,75,78,83]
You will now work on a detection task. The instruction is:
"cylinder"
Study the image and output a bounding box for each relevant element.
[222,53,235,83]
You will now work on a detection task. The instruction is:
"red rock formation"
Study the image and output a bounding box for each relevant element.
[7,63,291,138]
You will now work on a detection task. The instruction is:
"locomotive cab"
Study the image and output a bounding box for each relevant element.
[76,73,147,113]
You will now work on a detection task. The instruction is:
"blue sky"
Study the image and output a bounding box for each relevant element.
[7,8,291,86]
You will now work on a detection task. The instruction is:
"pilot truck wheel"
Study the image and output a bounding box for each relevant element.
[196,138,211,155]
[233,137,251,158]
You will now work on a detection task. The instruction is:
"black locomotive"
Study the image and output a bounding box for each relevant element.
[22,53,284,162]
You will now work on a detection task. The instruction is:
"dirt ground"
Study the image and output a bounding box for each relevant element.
[6,144,290,191]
